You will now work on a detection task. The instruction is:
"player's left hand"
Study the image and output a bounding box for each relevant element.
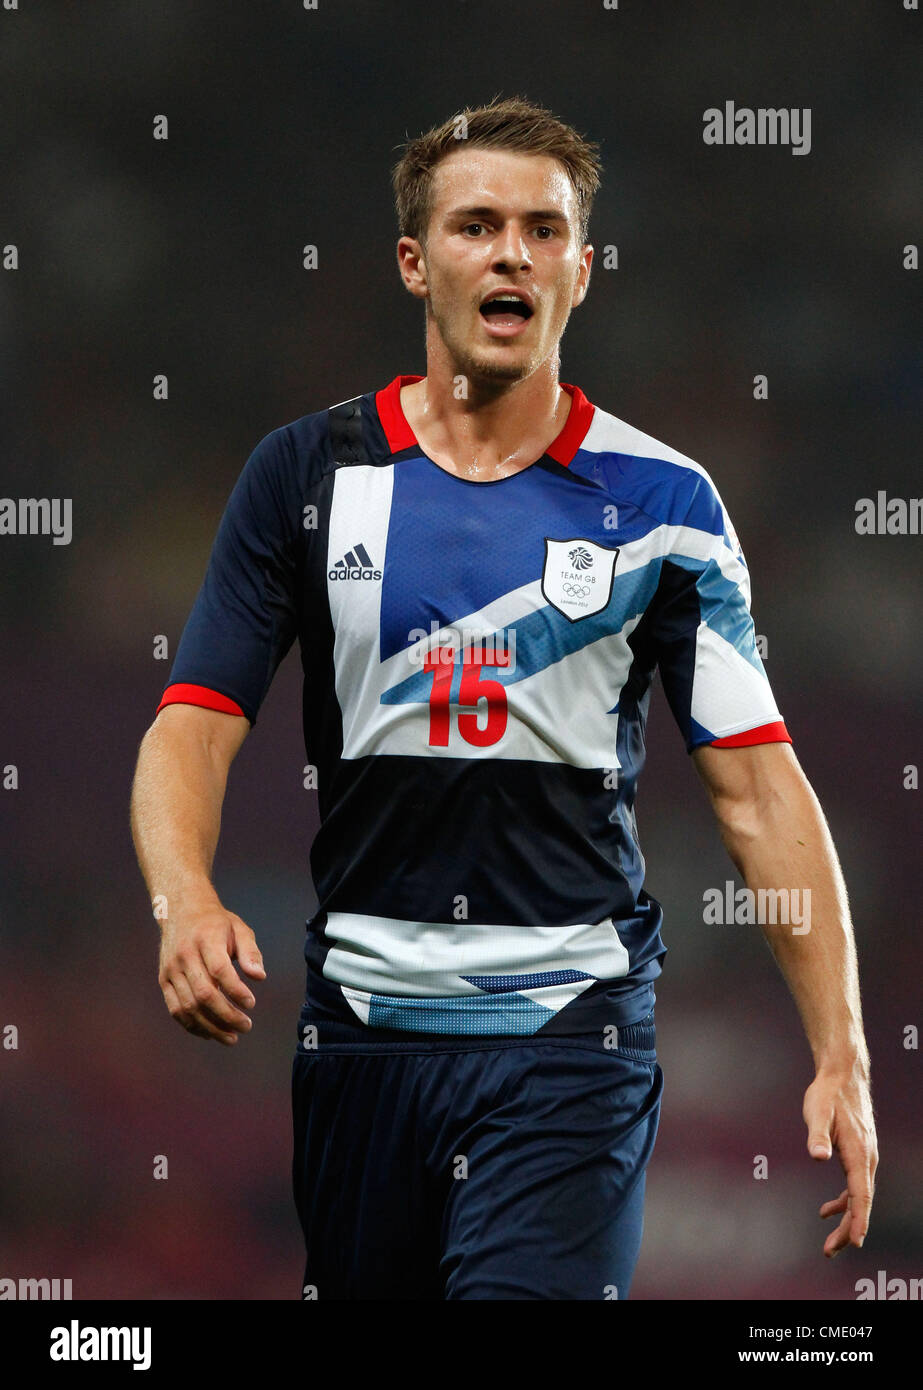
[803,1067,878,1258]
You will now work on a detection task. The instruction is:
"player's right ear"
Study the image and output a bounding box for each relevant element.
[396,236,428,299]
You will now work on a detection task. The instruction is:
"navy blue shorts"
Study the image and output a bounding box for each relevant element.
[291,1010,662,1300]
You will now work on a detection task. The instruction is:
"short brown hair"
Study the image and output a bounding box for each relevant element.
[391,94,602,248]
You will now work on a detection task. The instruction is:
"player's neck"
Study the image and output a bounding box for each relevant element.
[400,357,571,482]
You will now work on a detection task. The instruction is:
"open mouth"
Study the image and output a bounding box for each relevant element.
[479,295,534,335]
[479,295,534,324]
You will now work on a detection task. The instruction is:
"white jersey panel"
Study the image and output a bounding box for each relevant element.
[322,910,631,996]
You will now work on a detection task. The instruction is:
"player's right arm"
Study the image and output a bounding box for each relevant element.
[134,425,304,1041]
[130,701,266,1045]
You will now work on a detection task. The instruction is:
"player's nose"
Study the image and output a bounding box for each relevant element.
[492,222,532,270]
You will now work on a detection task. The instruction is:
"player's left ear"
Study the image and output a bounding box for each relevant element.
[572,243,593,307]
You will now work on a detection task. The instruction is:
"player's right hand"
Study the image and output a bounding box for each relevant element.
[157,899,267,1045]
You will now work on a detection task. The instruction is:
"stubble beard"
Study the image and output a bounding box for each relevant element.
[428,296,540,392]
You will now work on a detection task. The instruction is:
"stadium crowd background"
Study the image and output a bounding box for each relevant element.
[1,0,919,1299]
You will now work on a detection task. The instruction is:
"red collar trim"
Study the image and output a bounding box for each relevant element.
[374,374,423,454]
[544,382,595,465]
[374,375,595,467]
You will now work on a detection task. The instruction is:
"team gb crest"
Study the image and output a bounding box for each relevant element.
[541,538,620,622]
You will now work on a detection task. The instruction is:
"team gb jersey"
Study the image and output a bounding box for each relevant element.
[156,375,791,1041]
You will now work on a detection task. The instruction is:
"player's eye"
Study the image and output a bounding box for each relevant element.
[462,223,485,236]
[534,225,555,239]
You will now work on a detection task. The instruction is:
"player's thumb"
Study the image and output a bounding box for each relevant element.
[804,1094,832,1160]
[230,917,267,978]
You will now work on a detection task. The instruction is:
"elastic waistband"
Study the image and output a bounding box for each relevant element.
[606,1012,656,1060]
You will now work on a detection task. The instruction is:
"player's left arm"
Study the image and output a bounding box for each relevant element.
[691,739,878,1258]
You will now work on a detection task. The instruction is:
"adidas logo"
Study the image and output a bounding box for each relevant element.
[328,542,382,581]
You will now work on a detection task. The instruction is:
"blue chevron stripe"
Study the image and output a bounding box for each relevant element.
[461,968,593,992]
[670,553,766,673]
[366,990,556,1035]
[380,557,664,706]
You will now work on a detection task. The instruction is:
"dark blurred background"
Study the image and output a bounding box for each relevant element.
[1,0,920,1300]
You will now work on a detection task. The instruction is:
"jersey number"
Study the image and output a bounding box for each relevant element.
[424,647,509,748]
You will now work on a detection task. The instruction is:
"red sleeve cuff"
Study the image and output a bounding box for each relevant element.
[155,683,246,718]
[709,720,792,748]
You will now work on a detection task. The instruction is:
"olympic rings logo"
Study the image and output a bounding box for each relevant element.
[562,581,591,599]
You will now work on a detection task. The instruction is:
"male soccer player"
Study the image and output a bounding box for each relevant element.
[130,96,877,1300]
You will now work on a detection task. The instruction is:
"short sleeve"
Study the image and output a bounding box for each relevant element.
[156,427,301,727]
[650,471,791,753]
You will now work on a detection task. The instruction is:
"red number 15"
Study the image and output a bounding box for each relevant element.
[423,647,509,748]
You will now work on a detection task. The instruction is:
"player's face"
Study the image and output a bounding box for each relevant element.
[408,147,592,385]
